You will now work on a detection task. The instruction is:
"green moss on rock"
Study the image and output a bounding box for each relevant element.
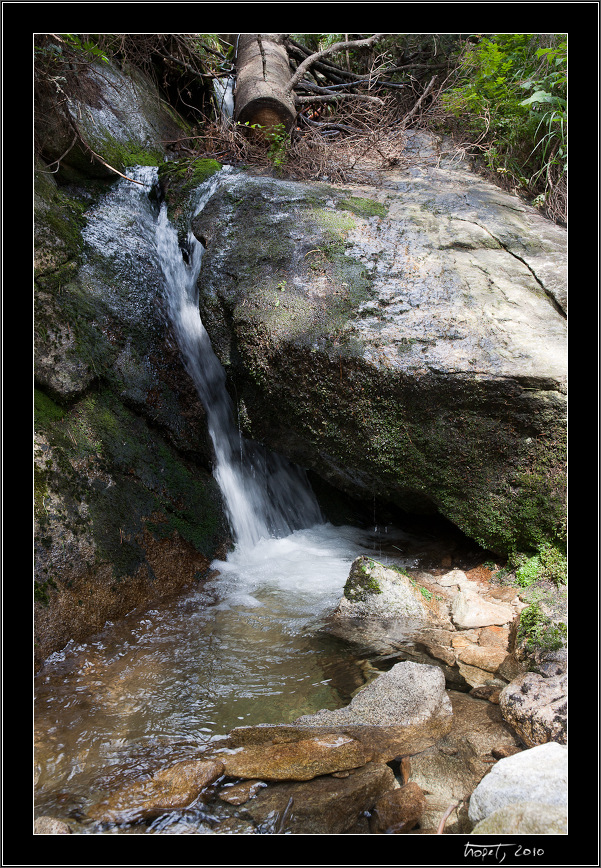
[337,196,388,219]
[158,158,222,238]
[344,556,383,602]
[35,386,226,572]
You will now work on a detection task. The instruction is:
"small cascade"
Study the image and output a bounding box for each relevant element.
[154,167,323,549]
[213,76,235,128]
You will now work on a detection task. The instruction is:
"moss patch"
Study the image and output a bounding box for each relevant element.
[34,177,89,278]
[344,556,383,602]
[35,386,226,574]
[100,133,164,171]
[337,196,388,219]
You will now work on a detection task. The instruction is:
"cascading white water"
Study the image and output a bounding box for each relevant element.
[154,166,323,549]
[213,76,235,127]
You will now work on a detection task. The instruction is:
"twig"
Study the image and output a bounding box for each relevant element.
[157,51,215,80]
[38,134,78,173]
[403,75,437,124]
[286,34,386,93]
[436,802,458,834]
[276,796,294,833]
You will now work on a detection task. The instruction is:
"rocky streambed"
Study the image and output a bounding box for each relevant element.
[35,542,567,837]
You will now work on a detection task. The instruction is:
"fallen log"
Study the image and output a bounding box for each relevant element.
[234,33,297,132]
[233,33,386,134]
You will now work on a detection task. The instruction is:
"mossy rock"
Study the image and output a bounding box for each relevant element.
[344,556,384,602]
[189,170,566,557]
[35,57,190,183]
[158,158,223,242]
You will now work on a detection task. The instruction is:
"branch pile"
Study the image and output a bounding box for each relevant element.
[34,33,458,185]
[195,33,455,183]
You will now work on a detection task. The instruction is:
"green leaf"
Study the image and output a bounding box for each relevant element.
[520,90,555,106]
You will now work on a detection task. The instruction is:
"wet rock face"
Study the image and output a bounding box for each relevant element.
[192,137,566,554]
[34,166,229,668]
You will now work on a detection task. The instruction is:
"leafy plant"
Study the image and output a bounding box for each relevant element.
[517,600,566,654]
[511,541,567,588]
[266,123,290,170]
[514,553,543,587]
[439,34,566,221]
[61,33,109,64]
[237,120,291,172]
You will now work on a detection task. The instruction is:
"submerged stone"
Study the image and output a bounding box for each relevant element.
[218,735,370,781]
[370,781,427,833]
[86,758,225,825]
[245,761,398,834]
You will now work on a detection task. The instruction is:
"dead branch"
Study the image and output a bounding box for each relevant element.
[156,51,217,80]
[286,34,386,93]
[402,75,437,124]
[295,92,384,105]
[436,802,459,834]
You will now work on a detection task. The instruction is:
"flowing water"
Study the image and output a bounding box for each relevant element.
[34,166,433,832]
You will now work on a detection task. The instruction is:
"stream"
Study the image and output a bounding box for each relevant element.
[34,166,476,834]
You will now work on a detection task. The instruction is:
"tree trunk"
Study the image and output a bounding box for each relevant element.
[233,33,297,132]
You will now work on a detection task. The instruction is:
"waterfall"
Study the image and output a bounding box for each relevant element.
[213,76,235,128]
[152,167,323,549]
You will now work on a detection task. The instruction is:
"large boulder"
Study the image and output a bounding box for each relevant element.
[467,742,567,826]
[226,661,453,763]
[499,670,567,747]
[191,133,566,555]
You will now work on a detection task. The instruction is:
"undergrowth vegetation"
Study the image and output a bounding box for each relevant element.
[432,34,566,223]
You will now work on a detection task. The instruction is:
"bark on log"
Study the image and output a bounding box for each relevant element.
[234,34,297,132]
